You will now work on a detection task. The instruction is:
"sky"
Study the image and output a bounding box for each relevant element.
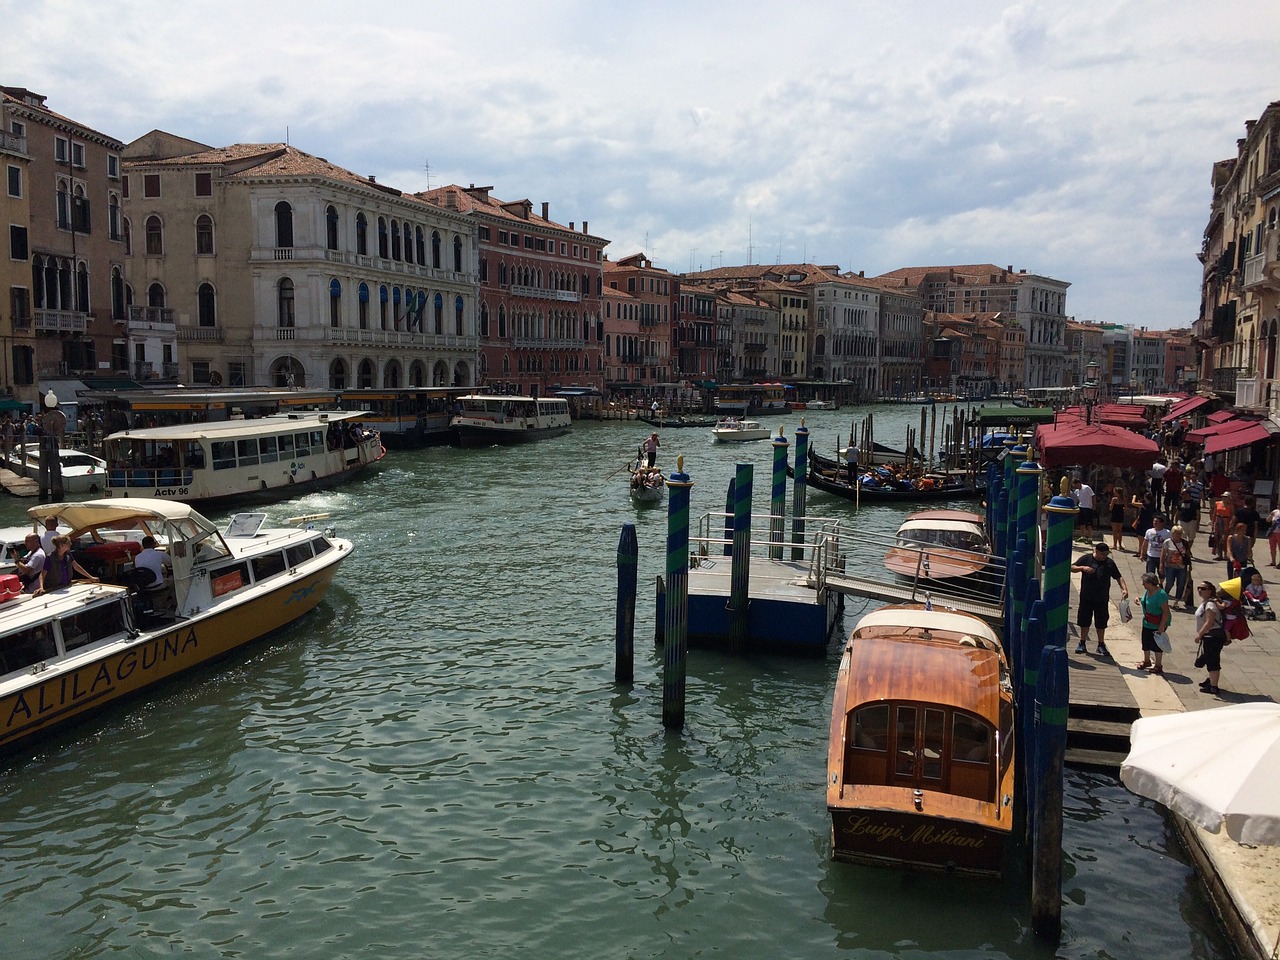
[6,0,1279,330]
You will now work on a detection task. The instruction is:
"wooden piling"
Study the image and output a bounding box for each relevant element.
[791,421,809,561]
[769,429,788,561]
[727,462,753,655]
[1031,644,1068,942]
[614,523,637,685]
[662,456,694,731]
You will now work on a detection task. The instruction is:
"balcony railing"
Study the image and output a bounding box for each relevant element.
[512,336,586,349]
[177,326,223,342]
[510,284,581,303]
[0,131,27,155]
[1212,365,1239,395]
[34,309,88,334]
[1235,376,1259,409]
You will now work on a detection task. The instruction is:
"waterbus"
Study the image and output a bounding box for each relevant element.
[715,383,794,414]
[336,387,468,448]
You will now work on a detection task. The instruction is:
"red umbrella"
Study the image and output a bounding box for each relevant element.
[1035,419,1159,470]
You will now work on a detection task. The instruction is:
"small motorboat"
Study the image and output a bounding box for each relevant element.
[711,419,771,442]
[805,399,837,411]
[883,510,995,595]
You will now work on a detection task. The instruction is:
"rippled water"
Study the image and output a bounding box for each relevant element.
[0,408,1232,958]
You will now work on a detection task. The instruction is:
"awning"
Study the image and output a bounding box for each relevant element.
[1162,395,1212,422]
[1207,408,1236,424]
[1205,421,1274,455]
[0,398,25,412]
[977,405,1055,426]
[39,379,92,405]
[1187,418,1255,444]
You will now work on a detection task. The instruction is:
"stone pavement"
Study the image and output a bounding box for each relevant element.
[1066,525,1280,960]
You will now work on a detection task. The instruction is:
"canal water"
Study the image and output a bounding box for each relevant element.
[0,407,1232,958]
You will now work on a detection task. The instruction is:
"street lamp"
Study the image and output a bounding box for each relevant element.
[1083,360,1100,425]
[1129,371,1138,402]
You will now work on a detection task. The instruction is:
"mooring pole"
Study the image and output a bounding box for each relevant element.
[1041,493,1078,651]
[791,420,809,561]
[727,462,753,655]
[614,523,637,685]
[1019,593,1045,845]
[662,456,694,731]
[769,428,789,560]
[722,476,735,557]
[1031,644,1068,942]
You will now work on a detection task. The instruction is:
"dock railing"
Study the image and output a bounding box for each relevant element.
[690,511,845,595]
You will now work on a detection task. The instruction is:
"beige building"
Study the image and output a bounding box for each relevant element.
[2,86,125,406]
[1196,101,1280,412]
[122,133,479,390]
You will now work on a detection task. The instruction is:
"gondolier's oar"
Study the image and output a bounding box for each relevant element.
[605,456,637,480]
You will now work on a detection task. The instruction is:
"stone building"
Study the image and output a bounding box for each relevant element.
[601,253,673,397]
[123,133,479,390]
[2,86,125,405]
[419,185,606,397]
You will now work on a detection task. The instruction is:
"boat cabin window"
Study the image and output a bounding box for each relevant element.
[252,552,287,583]
[59,601,129,653]
[212,440,237,471]
[278,434,294,458]
[181,441,206,469]
[901,529,986,552]
[0,625,57,677]
[236,438,259,466]
[953,712,992,764]
[852,704,889,751]
[209,562,250,598]
[312,537,334,556]
[259,436,279,464]
[286,542,314,566]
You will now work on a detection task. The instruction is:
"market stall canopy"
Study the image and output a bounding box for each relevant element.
[1204,420,1274,455]
[1162,395,1213,423]
[1187,417,1261,445]
[1035,419,1160,470]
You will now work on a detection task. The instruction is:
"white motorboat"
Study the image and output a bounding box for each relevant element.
[13,448,109,494]
[0,498,352,752]
[450,395,571,447]
[102,411,385,507]
[711,419,771,442]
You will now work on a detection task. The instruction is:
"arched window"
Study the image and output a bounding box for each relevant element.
[409,361,425,387]
[415,226,425,265]
[434,292,444,334]
[384,360,401,388]
[326,205,339,251]
[480,304,489,337]
[431,231,442,269]
[391,219,401,261]
[392,287,402,328]
[278,278,295,327]
[402,222,412,263]
[329,278,342,327]
[148,282,165,308]
[358,282,369,329]
[356,212,368,255]
[111,267,125,320]
[77,262,90,311]
[329,358,347,389]
[499,262,507,285]
[108,193,121,241]
[455,295,464,335]
[453,236,463,272]
[196,214,214,255]
[379,285,389,329]
[498,305,507,339]
[358,359,374,388]
[198,283,216,327]
[274,201,293,248]
[378,217,389,258]
[145,215,163,256]
[56,178,70,229]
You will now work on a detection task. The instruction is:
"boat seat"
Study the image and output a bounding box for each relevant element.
[158,469,179,486]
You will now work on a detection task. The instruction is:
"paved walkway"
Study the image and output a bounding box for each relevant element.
[1068,525,1279,960]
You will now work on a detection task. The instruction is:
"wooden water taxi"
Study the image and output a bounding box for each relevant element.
[101,411,385,508]
[0,498,352,753]
[827,603,1015,877]
[450,395,571,447]
[710,418,771,442]
[883,510,995,594]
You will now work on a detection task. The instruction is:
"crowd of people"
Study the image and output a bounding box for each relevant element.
[1068,431,1271,699]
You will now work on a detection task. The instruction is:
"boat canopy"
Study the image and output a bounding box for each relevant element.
[844,635,1005,718]
[851,608,999,645]
[28,498,212,531]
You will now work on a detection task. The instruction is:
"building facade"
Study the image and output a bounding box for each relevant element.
[601,253,673,397]
[3,86,125,405]
[420,185,605,397]
[123,134,481,390]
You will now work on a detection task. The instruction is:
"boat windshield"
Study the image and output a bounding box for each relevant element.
[900,529,986,551]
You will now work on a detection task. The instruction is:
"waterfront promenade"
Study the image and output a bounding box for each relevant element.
[1069,531,1280,960]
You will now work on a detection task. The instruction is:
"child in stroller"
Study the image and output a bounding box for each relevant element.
[1242,572,1275,620]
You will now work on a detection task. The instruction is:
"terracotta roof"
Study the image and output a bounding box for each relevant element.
[418,184,605,241]
[2,88,122,147]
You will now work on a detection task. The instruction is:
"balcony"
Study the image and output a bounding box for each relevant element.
[510,284,580,302]
[1212,365,1239,396]
[512,336,586,349]
[326,327,479,352]
[1235,375,1259,409]
[177,326,223,342]
[127,305,176,335]
[34,309,89,334]
[0,131,28,155]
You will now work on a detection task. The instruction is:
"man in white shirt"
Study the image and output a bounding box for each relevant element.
[1074,479,1096,537]
[134,535,172,587]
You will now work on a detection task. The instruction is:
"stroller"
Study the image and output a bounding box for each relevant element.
[1242,577,1276,621]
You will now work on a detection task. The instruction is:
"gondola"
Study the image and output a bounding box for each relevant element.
[638,415,720,429]
[794,450,984,502]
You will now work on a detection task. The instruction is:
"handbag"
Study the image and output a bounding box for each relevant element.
[1153,630,1172,653]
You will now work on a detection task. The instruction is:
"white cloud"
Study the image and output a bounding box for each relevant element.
[5,0,1277,327]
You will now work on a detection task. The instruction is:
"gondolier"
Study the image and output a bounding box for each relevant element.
[642,432,660,468]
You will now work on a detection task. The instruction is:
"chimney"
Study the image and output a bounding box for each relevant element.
[541,202,549,220]
[1007,265,1012,272]
[569,222,575,231]
[368,175,376,183]
[582,220,588,235]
